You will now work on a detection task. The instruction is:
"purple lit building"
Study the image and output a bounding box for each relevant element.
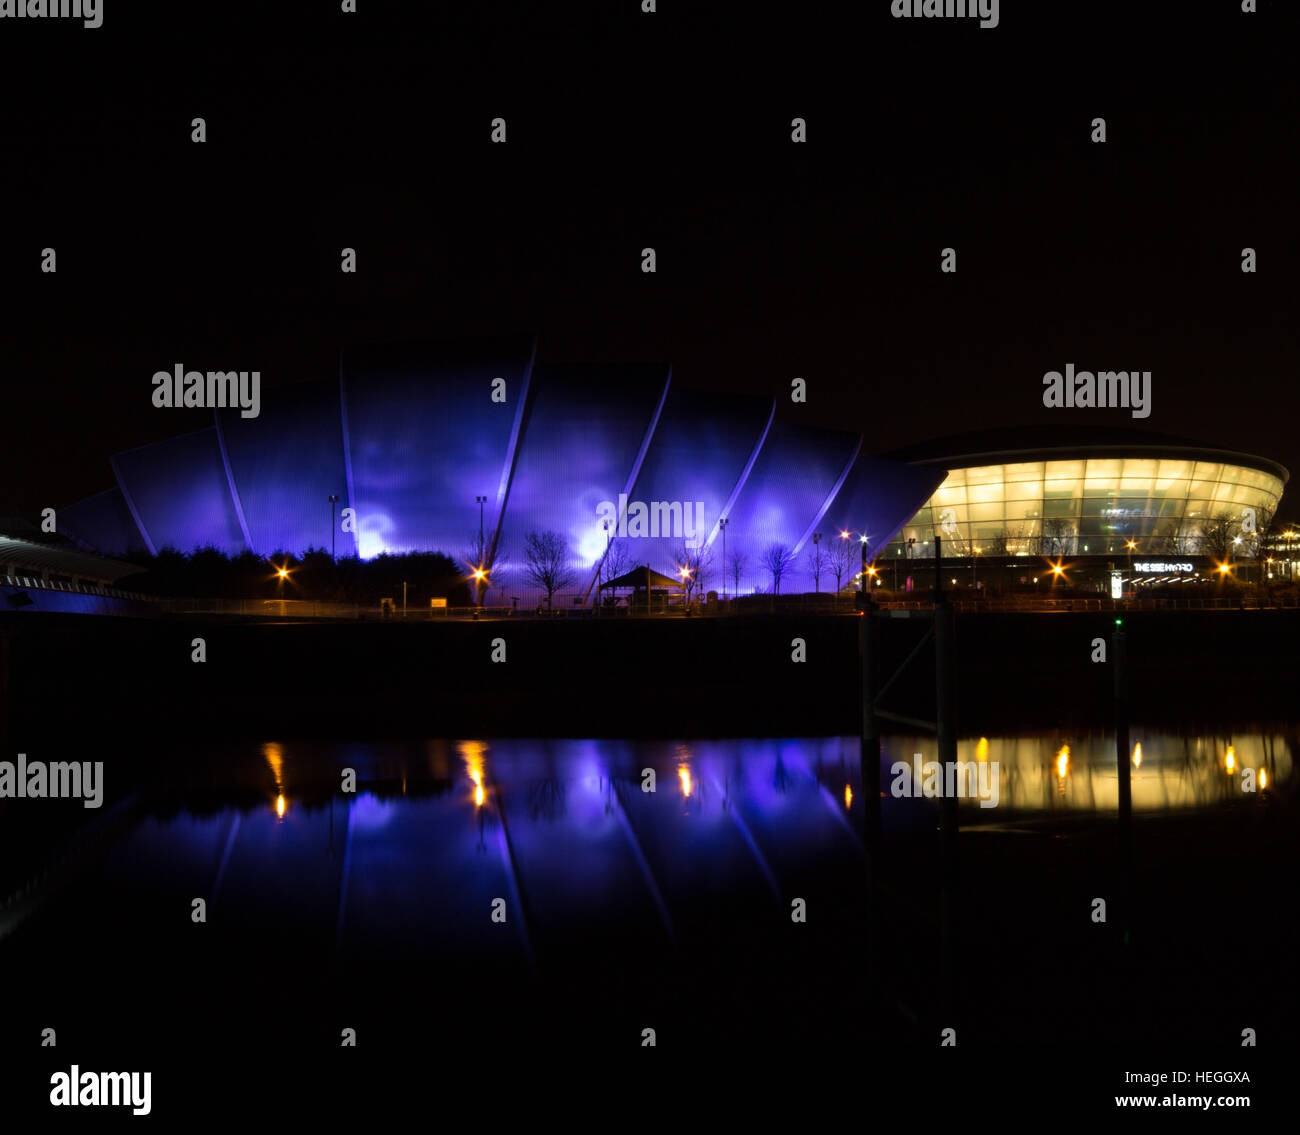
[59,339,946,604]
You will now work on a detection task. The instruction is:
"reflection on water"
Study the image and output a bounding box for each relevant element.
[879,730,1291,814]
[5,728,1287,958]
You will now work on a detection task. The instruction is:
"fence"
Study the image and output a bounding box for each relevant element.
[141,593,1300,619]
[1,575,151,602]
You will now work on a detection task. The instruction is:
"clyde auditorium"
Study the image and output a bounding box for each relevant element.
[57,339,1288,601]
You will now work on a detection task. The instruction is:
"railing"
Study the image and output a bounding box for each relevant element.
[138,593,1300,619]
[871,595,1300,613]
[1,575,151,602]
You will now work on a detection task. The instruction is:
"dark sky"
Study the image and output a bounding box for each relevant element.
[2,0,1297,519]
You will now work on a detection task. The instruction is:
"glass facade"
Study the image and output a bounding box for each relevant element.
[886,455,1286,559]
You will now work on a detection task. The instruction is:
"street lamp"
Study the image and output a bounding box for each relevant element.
[327,494,340,560]
[813,532,822,593]
[475,494,488,605]
[719,517,729,600]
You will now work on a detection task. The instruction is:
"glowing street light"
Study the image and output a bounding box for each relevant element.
[475,494,488,605]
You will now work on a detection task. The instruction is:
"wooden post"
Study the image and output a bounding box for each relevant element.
[934,536,959,1013]
[1114,619,1132,945]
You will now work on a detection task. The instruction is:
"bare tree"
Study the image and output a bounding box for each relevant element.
[466,530,508,604]
[1172,522,1202,556]
[827,536,854,593]
[598,537,631,589]
[1041,516,1073,557]
[982,529,1010,557]
[1247,507,1278,584]
[1199,512,1238,562]
[763,542,795,595]
[671,540,713,602]
[805,540,826,593]
[729,550,747,597]
[523,530,574,609]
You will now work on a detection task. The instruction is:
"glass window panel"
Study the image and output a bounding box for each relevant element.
[1004,462,1044,481]
[931,486,967,507]
[1084,458,1122,480]
[1224,466,1263,490]
[1192,462,1224,481]
[968,502,1004,522]
[1003,480,1043,501]
[967,483,1004,505]
[1121,459,1159,479]
[937,469,968,489]
[1045,460,1085,480]
[1043,478,1082,498]
[1157,459,1193,481]
[964,465,1004,485]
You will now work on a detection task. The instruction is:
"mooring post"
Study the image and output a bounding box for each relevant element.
[859,568,881,867]
[1113,618,1132,945]
[934,536,959,1013]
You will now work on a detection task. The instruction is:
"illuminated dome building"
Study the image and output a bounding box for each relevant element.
[56,338,947,604]
[55,351,1290,601]
[881,427,1289,588]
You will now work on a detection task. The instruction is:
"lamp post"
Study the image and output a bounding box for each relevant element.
[972,546,981,592]
[327,494,340,560]
[719,517,729,601]
[475,494,488,606]
[813,531,822,593]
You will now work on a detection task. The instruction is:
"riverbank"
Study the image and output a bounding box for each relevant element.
[2,608,1296,742]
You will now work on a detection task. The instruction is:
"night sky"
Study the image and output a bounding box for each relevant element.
[2,0,1297,521]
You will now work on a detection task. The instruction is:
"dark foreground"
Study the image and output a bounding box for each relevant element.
[1,736,1294,1121]
[2,607,1298,741]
